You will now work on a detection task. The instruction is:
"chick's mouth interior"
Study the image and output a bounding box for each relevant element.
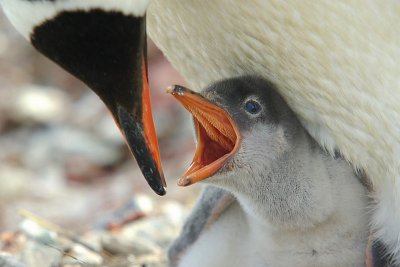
[181,100,239,181]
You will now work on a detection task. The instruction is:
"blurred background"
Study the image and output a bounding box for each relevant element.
[0,8,200,267]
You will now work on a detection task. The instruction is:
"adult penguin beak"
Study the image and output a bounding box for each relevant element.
[1,2,166,195]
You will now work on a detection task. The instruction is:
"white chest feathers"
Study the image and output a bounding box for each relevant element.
[178,178,368,267]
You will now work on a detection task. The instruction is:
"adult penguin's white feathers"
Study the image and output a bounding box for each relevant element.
[1,0,149,39]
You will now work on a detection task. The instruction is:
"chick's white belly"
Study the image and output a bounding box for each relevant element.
[177,200,367,267]
[177,202,268,267]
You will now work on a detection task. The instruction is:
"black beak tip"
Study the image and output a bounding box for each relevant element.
[167,85,188,95]
[116,106,167,196]
[136,163,166,196]
[155,186,167,196]
[145,176,167,196]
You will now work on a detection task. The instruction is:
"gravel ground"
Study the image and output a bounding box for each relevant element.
[0,8,200,267]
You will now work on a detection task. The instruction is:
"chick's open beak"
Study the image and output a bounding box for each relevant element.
[168,85,240,186]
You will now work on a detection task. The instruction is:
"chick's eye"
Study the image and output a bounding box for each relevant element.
[244,100,261,114]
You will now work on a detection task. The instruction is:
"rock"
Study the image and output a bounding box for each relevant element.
[95,115,125,146]
[18,220,103,266]
[67,91,105,129]
[19,239,62,267]
[0,253,27,267]
[63,244,102,266]
[94,197,145,230]
[11,85,70,124]
[0,167,30,200]
[124,203,185,248]
[160,201,186,227]
[101,234,162,256]
[68,91,124,146]
[135,253,168,267]
[49,126,123,167]
[135,194,155,215]
[21,125,123,178]
[18,220,57,245]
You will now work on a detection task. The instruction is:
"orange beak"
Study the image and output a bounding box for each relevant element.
[113,56,166,195]
[168,85,241,186]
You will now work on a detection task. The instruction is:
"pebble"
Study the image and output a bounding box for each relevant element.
[66,244,103,266]
[38,126,124,167]
[135,194,156,214]
[0,199,187,267]
[94,197,144,230]
[101,234,162,256]
[0,167,30,200]
[95,115,125,146]
[0,253,27,267]
[18,220,57,245]
[19,239,62,267]
[112,212,183,250]
[68,91,124,146]
[11,85,70,124]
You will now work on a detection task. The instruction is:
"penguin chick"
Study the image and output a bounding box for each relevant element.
[168,76,370,267]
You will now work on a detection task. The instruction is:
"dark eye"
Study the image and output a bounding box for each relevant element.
[244,100,261,114]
